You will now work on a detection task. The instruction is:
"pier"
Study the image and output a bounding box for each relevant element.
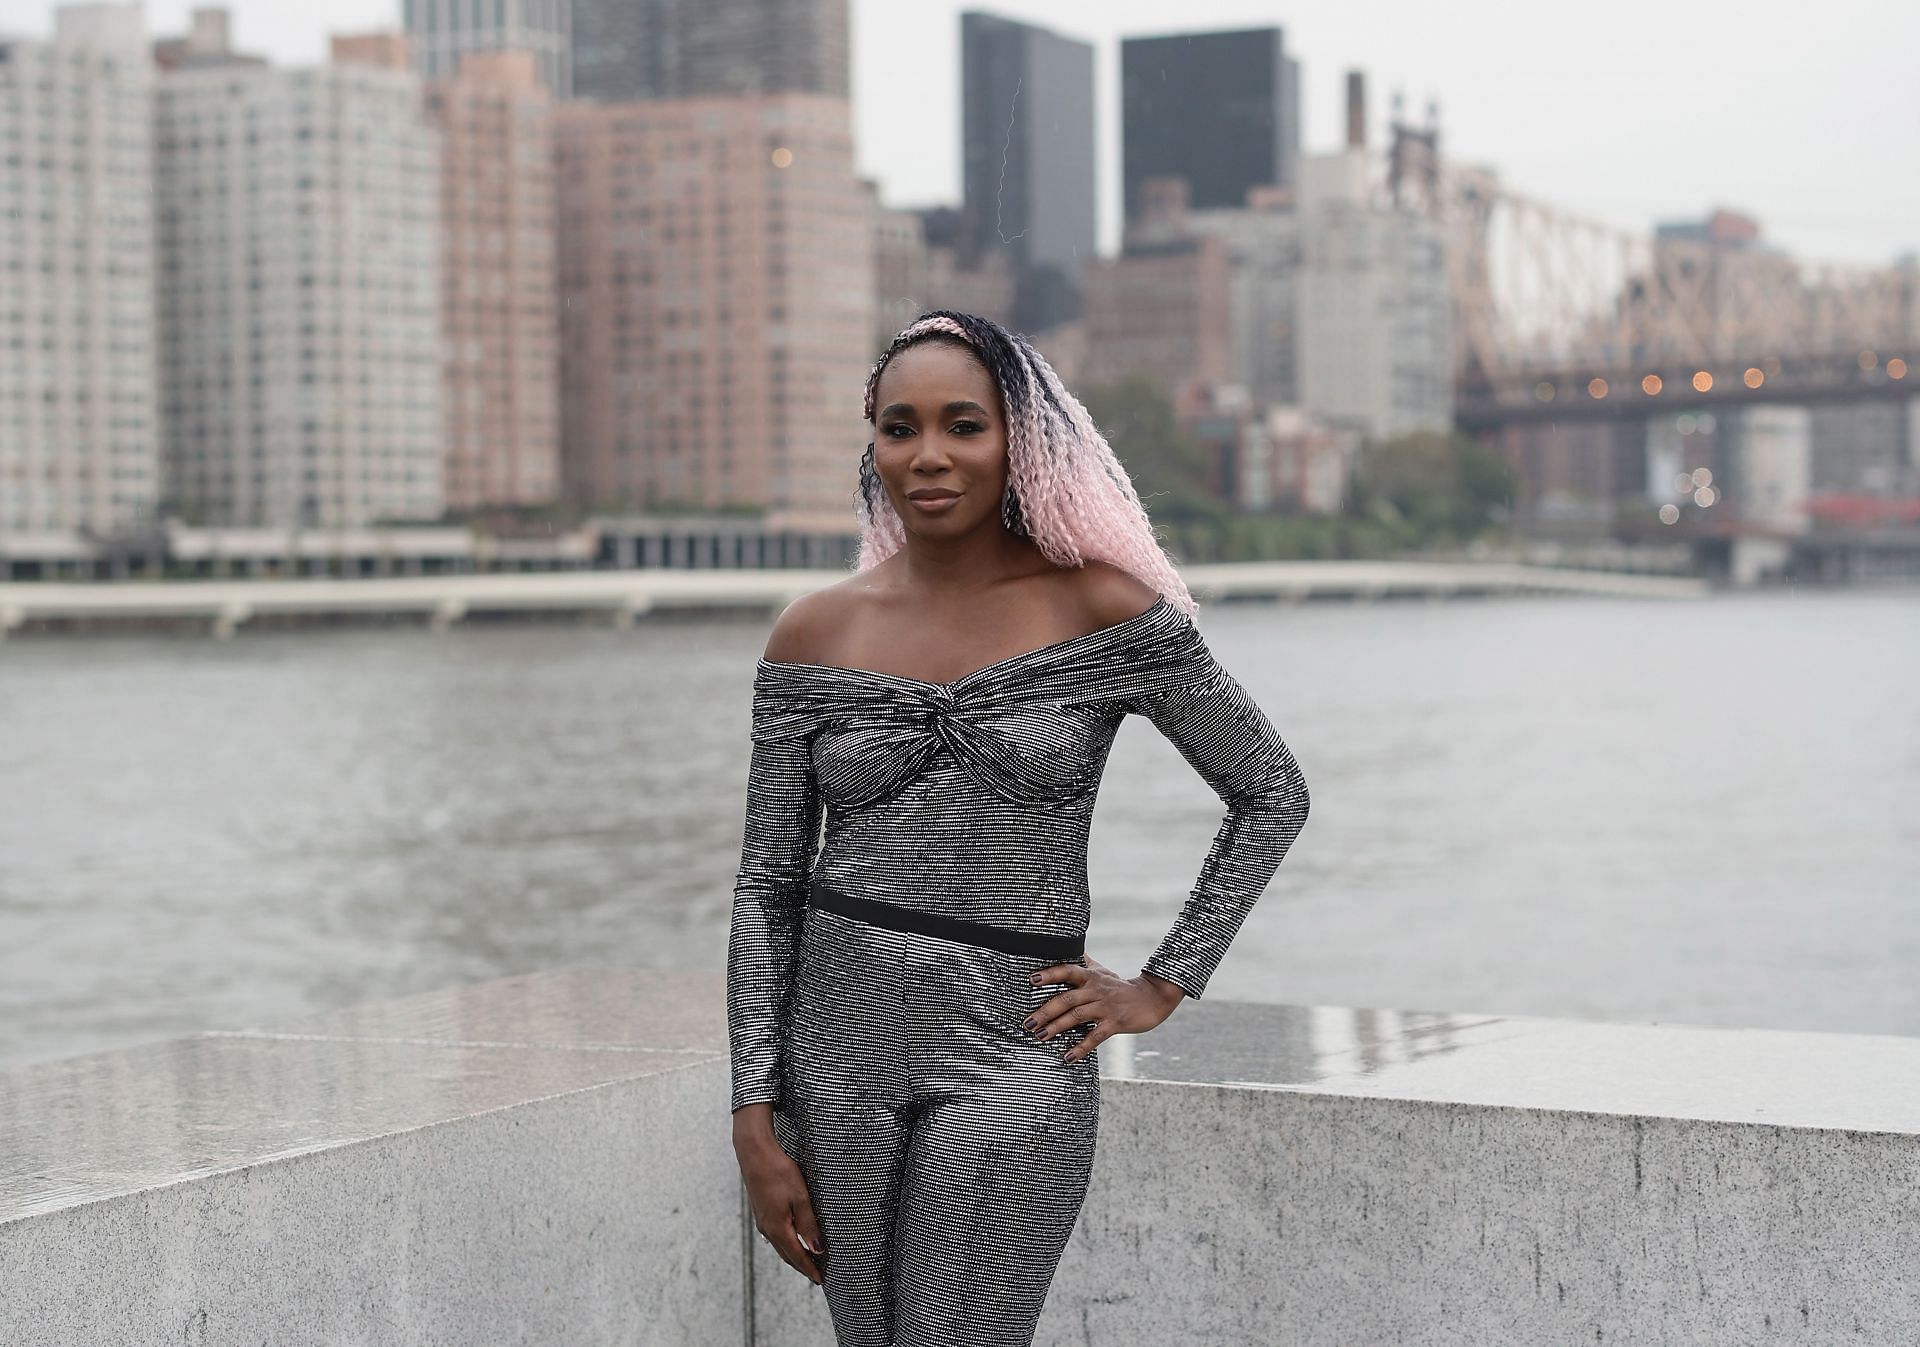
[0,561,1707,640]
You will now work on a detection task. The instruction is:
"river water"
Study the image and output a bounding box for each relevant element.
[2,586,1915,1069]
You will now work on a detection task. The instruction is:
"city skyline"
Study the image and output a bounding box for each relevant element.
[2,0,1914,266]
[4,0,1916,569]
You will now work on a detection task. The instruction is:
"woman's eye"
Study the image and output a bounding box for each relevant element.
[950,421,984,435]
[882,424,913,438]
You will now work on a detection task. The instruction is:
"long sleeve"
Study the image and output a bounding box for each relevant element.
[725,676,826,1113]
[1126,634,1310,1000]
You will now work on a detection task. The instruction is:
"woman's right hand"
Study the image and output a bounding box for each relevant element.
[732,1104,826,1285]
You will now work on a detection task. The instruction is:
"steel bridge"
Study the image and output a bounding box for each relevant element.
[1385,120,1920,433]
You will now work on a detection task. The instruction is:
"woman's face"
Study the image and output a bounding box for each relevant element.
[871,340,1010,539]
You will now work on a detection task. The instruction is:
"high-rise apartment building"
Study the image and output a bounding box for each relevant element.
[1082,155,1448,446]
[1294,150,1452,440]
[425,50,562,512]
[154,21,444,528]
[553,94,873,529]
[152,6,262,72]
[959,11,1095,332]
[1187,186,1301,410]
[869,183,1016,350]
[1080,239,1235,399]
[1082,181,1234,398]
[402,0,571,98]
[0,4,158,543]
[1121,28,1300,223]
[571,0,849,102]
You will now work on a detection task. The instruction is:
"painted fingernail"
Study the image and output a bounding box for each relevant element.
[1022,1016,1037,1031]
[1028,973,1040,986]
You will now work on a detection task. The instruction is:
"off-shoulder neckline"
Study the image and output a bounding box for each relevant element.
[757,593,1175,691]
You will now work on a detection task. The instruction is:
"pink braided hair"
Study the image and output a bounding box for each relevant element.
[851,310,1197,618]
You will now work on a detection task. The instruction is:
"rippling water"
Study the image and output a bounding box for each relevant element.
[2,587,1915,1069]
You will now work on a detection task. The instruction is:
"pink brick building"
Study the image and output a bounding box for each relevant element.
[554,93,874,531]
[424,50,563,512]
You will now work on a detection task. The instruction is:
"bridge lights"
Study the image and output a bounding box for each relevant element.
[1533,381,1556,402]
[1587,377,1609,398]
[1889,358,1908,380]
[1743,367,1765,388]
[1694,486,1717,507]
[1658,503,1681,524]
[1692,370,1713,392]
[1641,374,1663,395]
[1692,468,1713,488]
[1859,350,1879,371]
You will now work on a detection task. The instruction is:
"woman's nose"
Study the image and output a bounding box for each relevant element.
[910,436,954,467]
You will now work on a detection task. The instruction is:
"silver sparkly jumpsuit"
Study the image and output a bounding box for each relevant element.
[726,593,1310,1347]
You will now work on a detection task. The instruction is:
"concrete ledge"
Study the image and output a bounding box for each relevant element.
[4,972,1915,1344]
[757,1001,1920,1344]
[0,970,739,1346]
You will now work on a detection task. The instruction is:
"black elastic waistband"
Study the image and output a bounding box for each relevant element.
[806,878,1085,962]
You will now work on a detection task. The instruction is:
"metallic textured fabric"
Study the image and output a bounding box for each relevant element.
[726,593,1311,1344]
[772,908,1101,1344]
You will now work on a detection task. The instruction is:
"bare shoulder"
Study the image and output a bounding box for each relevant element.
[1064,558,1163,630]
[761,578,866,665]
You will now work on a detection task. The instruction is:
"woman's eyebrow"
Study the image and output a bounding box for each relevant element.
[878,400,993,419]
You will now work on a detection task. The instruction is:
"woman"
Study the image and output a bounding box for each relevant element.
[727,310,1310,1346]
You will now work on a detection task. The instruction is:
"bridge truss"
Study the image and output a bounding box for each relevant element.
[1389,125,1920,425]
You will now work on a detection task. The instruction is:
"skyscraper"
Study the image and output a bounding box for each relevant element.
[571,0,849,103]
[154,25,444,528]
[0,5,158,544]
[402,0,572,98]
[959,11,1096,332]
[1121,28,1300,223]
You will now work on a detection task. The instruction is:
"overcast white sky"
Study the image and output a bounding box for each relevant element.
[6,0,1915,264]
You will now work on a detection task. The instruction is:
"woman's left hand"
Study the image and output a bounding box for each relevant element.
[1024,954,1188,1063]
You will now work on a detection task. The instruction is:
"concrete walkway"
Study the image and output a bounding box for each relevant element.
[0,560,1708,639]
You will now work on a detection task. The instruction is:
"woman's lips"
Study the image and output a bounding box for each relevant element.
[908,493,961,514]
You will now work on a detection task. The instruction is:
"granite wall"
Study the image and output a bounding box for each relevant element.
[5,971,1916,1345]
